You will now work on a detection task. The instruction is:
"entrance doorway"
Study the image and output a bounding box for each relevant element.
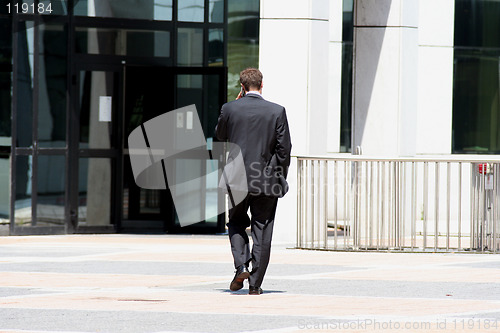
[122,66,226,233]
[70,63,226,234]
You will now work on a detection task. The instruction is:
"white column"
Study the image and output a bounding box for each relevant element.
[327,0,344,153]
[416,0,455,155]
[259,0,329,243]
[352,0,419,156]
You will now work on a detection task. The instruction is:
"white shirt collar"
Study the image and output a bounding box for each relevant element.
[245,91,262,97]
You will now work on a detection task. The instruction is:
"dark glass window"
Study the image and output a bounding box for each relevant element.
[75,28,170,57]
[75,0,173,21]
[36,155,65,226]
[340,0,353,153]
[208,28,223,66]
[177,28,203,66]
[16,21,34,148]
[178,0,204,22]
[38,23,67,148]
[0,16,12,138]
[453,0,500,153]
[209,0,224,23]
[227,0,259,101]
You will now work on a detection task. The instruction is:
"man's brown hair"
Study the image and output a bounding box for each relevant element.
[240,68,263,91]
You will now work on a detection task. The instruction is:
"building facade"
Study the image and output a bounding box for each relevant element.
[1,0,499,239]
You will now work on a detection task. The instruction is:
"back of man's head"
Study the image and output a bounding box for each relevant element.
[240,68,263,91]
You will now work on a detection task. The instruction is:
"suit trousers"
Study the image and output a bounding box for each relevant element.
[227,194,278,288]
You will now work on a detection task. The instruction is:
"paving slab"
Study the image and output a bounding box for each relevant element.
[0,234,499,333]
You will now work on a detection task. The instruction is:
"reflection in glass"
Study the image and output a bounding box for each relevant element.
[79,71,114,149]
[178,0,204,22]
[177,28,203,66]
[227,0,259,100]
[78,158,111,226]
[206,75,220,136]
[453,0,500,153]
[75,0,173,21]
[0,72,11,138]
[209,0,224,23]
[455,0,500,48]
[39,23,67,148]
[36,155,65,226]
[0,155,10,222]
[0,17,12,65]
[177,74,202,112]
[76,28,170,57]
[14,156,32,226]
[340,43,353,153]
[208,29,223,66]
[340,0,354,153]
[452,50,500,153]
[16,21,34,147]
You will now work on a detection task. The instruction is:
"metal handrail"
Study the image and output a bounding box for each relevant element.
[296,156,500,253]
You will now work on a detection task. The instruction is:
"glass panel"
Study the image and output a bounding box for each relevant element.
[455,0,500,48]
[342,0,354,42]
[0,17,12,65]
[76,28,170,57]
[340,42,353,153]
[453,0,500,153]
[452,49,500,153]
[0,153,9,224]
[0,72,11,138]
[209,0,224,23]
[177,28,203,66]
[205,74,220,136]
[16,21,34,148]
[38,23,67,148]
[227,0,259,100]
[178,0,204,22]
[14,155,32,227]
[0,0,9,15]
[139,189,161,214]
[208,29,223,66]
[79,70,115,149]
[177,74,202,111]
[78,158,112,226]
[340,0,354,153]
[36,155,65,226]
[0,17,12,139]
[75,0,173,21]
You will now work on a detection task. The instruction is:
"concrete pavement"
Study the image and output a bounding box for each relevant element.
[0,234,499,332]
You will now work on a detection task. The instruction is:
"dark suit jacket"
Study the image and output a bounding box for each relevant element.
[215,93,292,197]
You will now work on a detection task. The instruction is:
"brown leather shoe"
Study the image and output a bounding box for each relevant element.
[248,286,263,295]
[230,265,250,291]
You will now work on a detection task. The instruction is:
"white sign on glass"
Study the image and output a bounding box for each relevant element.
[99,96,112,122]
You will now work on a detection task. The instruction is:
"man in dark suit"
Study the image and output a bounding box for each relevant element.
[215,68,292,295]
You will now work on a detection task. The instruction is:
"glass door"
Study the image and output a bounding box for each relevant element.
[69,64,123,232]
[122,66,226,233]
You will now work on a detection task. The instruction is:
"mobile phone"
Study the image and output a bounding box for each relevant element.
[240,88,245,97]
